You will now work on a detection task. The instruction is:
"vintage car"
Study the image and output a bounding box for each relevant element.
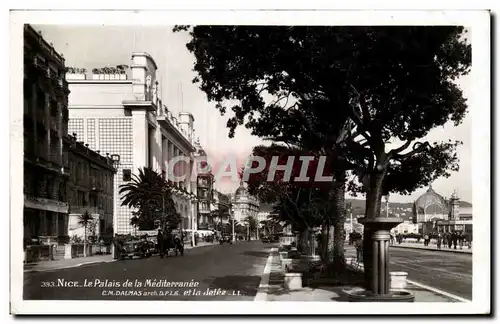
[219,233,233,245]
[121,240,151,259]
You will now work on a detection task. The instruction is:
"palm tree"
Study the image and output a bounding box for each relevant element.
[119,167,181,232]
[130,215,140,236]
[244,215,258,240]
[78,211,93,257]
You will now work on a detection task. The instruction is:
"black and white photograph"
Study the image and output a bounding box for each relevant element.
[9,9,491,315]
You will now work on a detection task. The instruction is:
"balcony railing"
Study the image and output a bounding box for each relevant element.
[69,206,105,215]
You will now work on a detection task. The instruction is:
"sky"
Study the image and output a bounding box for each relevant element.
[34,25,473,204]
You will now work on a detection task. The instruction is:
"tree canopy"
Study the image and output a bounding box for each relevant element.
[175,26,471,217]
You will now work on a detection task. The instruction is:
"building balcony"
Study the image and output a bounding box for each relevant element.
[68,206,105,216]
[24,194,69,214]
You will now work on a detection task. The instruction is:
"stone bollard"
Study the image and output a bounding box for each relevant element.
[64,244,73,260]
[281,258,292,270]
[390,272,408,290]
[284,273,303,290]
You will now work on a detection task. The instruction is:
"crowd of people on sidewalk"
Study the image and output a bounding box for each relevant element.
[345,230,472,262]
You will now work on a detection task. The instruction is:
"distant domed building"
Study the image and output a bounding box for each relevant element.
[412,185,472,234]
[232,180,259,224]
[412,185,449,223]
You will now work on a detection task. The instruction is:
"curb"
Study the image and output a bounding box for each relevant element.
[406,279,471,303]
[390,245,472,254]
[344,259,469,302]
[254,247,276,301]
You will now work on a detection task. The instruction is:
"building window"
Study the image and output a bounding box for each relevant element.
[123,169,131,182]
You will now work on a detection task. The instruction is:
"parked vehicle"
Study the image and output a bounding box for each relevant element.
[219,233,233,245]
[157,233,184,257]
[146,241,157,255]
[121,240,151,259]
[261,235,280,243]
[261,236,271,243]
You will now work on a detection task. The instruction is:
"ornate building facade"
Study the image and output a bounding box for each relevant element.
[232,180,260,224]
[412,185,473,234]
[65,52,198,235]
[23,25,70,245]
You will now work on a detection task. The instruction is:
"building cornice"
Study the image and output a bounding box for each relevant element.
[122,100,157,112]
[131,52,158,70]
[24,24,65,67]
[67,80,132,85]
[157,115,196,152]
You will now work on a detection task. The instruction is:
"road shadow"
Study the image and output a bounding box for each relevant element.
[242,251,269,258]
[204,275,262,296]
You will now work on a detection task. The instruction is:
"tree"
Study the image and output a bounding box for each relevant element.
[245,143,336,257]
[243,215,258,239]
[176,26,470,281]
[119,167,182,232]
[77,211,93,257]
[130,215,140,236]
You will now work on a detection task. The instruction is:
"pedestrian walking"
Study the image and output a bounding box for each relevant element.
[157,229,165,258]
[447,233,453,249]
[452,231,458,249]
[437,233,442,249]
[354,237,363,262]
[466,232,472,249]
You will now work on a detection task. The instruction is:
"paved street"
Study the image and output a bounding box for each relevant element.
[389,247,472,300]
[24,242,276,300]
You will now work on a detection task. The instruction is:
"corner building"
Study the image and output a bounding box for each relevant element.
[23,25,70,244]
[232,181,259,223]
[66,53,197,235]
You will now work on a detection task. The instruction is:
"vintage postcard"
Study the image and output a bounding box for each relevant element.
[10,9,491,315]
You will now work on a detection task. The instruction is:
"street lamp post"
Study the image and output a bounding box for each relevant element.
[109,154,120,238]
[231,211,235,242]
[350,208,354,234]
[386,194,390,218]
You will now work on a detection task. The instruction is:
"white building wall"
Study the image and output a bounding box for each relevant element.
[67,53,198,235]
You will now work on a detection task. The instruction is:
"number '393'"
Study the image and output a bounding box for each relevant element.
[41,281,56,287]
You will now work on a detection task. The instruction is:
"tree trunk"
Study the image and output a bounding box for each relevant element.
[83,225,87,258]
[327,225,334,261]
[320,223,328,262]
[362,170,386,290]
[331,173,346,264]
[298,229,310,254]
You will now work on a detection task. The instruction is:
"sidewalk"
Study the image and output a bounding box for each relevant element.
[24,241,220,273]
[260,248,464,302]
[390,242,472,254]
[24,254,114,273]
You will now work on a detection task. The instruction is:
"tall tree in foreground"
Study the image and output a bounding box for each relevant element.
[176,25,471,286]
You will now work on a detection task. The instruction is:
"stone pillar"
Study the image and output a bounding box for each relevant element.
[64,244,73,259]
[162,137,168,174]
[370,230,392,294]
[359,217,403,296]
[148,125,157,170]
[131,110,148,172]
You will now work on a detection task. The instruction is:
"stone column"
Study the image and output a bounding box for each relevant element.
[370,230,392,294]
[162,137,168,174]
[131,110,148,171]
[359,217,403,295]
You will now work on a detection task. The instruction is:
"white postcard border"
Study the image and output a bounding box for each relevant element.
[9,9,491,315]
